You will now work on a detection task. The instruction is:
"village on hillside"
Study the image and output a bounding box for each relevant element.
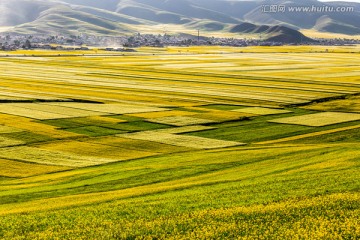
[1,33,359,51]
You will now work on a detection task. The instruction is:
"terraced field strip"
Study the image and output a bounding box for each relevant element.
[0,91,67,101]
[86,115,128,124]
[0,125,23,133]
[79,67,360,95]
[128,110,198,119]
[147,116,217,126]
[0,159,70,178]
[0,113,81,139]
[157,63,237,69]
[34,75,321,105]
[152,125,216,134]
[0,81,341,108]
[0,136,24,147]
[80,137,190,154]
[302,96,360,113]
[36,140,159,161]
[193,109,254,122]
[120,132,244,149]
[6,103,103,118]
[2,58,357,107]
[44,103,169,115]
[232,107,292,116]
[256,124,360,145]
[0,145,150,167]
[0,104,73,120]
[0,78,194,107]
[84,68,360,95]
[269,112,360,127]
[0,89,67,101]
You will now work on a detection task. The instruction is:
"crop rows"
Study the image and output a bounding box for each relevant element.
[0,46,359,239]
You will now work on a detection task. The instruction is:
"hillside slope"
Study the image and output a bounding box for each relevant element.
[1,0,359,37]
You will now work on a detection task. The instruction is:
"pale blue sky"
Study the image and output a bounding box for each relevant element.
[320,0,360,2]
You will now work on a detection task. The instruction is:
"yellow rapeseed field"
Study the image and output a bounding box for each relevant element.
[0,46,359,239]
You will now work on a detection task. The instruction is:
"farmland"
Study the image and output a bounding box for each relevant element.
[0,46,359,239]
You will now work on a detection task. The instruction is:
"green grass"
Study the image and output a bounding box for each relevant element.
[188,108,360,144]
[187,108,313,142]
[64,126,127,137]
[288,128,360,144]
[113,121,170,131]
[190,121,313,142]
[0,131,53,144]
[0,144,358,207]
[0,144,358,238]
[0,193,358,239]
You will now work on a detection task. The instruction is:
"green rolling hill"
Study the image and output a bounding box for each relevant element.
[1,0,359,38]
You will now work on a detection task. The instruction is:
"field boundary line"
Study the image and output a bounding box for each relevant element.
[255,124,360,145]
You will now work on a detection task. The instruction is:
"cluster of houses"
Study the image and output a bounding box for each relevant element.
[120,33,284,47]
[1,33,359,51]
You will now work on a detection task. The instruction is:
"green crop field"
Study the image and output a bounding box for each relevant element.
[0,46,359,239]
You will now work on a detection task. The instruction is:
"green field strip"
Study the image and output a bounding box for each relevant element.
[0,145,324,202]
[256,124,360,145]
[0,192,357,239]
[188,121,313,143]
[63,126,128,137]
[0,143,358,214]
[0,131,55,145]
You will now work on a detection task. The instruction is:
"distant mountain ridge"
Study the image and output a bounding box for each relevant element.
[0,0,359,40]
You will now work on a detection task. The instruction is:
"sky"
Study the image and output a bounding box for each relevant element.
[320,0,360,2]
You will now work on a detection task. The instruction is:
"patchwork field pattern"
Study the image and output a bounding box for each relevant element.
[0,46,359,239]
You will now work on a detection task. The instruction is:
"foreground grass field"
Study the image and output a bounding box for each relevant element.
[0,46,359,239]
